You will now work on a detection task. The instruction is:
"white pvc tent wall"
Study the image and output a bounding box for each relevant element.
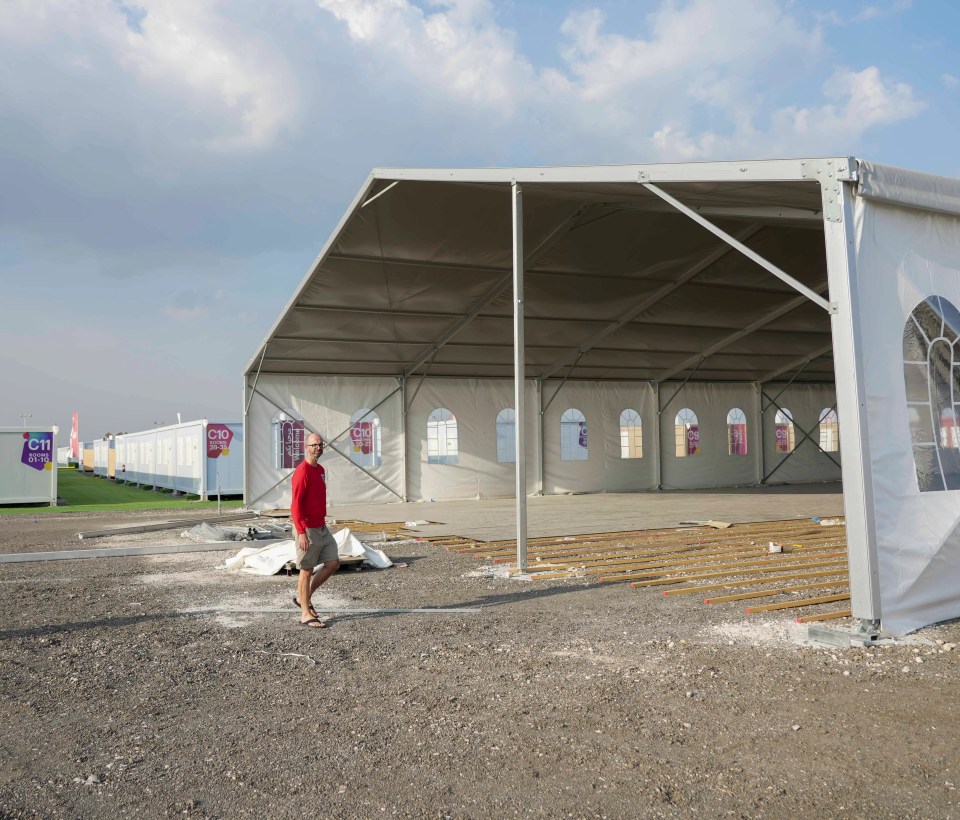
[244,158,960,636]
[115,420,243,498]
[0,428,57,505]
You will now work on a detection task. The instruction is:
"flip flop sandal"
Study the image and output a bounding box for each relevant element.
[299,618,327,629]
[293,597,319,618]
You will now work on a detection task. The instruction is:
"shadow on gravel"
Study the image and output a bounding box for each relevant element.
[0,580,616,637]
[327,580,611,626]
[0,611,190,641]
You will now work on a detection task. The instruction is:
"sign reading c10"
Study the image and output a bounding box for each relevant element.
[206,424,234,458]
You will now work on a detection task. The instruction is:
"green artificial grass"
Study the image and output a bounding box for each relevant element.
[0,468,244,515]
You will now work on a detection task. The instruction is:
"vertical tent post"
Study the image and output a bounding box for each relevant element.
[822,179,882,629]
[754,382,764,485]
[536,379,544,495]
[512,182,528,572]
[653,382,662,490]
[399,376,408,502]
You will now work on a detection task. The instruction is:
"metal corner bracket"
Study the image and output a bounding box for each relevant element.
[802,158,857,224]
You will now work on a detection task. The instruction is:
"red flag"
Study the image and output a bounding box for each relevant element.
[70,412,79,458]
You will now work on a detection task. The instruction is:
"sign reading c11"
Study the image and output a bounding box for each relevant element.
[21,432,54,471]
[206,424,234,458]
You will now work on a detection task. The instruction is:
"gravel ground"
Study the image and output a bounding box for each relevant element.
[1,510,959,819]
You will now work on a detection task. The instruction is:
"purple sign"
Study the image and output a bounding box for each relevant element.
[578,421,588,448]
[21,432,54,471]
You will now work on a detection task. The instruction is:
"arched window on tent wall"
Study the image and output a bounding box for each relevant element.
[496,408,516,463]
[727,408,747,455]
[561,408,588,461]
[818,408,839,452]
[774,408,795,453]
[619,409,642,458]
[272,409,304,469]
[349,408,382,468]
[902,294,960,491]
[427,408,458,464]
[675,408,699,457]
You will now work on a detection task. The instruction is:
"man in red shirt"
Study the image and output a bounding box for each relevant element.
[291,432,340,628]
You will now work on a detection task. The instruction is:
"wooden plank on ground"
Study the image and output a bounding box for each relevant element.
[746,593,851,614]
[703,579,850,604]
[796,609,852,623]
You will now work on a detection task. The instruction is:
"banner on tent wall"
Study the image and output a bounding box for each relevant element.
[206,424,233,458]
[280,419,304,469]
[687,425,700,456]
[351,422,373,454]
[21,432,54,471]
[729,424,747,455]
[578,421,588,448]
[775,424,790,453]
[70,412,79,458]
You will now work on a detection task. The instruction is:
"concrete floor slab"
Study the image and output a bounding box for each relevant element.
[329,482,844,541]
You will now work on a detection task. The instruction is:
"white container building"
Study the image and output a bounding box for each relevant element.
[93,438,115,478]
[0,427,57,505]
[114,420,243,499]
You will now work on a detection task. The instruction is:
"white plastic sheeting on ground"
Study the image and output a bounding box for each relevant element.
[218,527,392,575]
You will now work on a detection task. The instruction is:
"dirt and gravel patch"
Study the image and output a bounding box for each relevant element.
[1,510,958,818]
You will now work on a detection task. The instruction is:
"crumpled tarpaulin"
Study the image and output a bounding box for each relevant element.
[217,527,392,575]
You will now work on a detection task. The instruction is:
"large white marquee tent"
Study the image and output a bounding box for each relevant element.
[244,157,960,636]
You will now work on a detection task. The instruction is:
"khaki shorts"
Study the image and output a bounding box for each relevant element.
[296,526,339,570]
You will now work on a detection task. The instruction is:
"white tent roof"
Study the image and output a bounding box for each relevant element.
[245,158,872,385]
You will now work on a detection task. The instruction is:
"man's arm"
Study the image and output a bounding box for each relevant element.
[290,466,309,545]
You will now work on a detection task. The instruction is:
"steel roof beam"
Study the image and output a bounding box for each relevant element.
[536,224,763,380]
[655,283,829,383]
[641,182,831,312]
[759,343,835,383]
[401,203,591,378]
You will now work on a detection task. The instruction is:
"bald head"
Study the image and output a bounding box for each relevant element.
[304,433,324,463]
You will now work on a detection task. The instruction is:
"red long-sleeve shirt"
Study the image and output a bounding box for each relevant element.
[290,460,327,534]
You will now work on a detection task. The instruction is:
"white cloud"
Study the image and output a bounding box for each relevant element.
[768,67,925,144]
[315,0,533,112]
[0,0,297,150]
[313,0,927,162]
[943,74,960,91]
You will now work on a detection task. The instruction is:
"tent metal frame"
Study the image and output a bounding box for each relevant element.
[243,157,887,628]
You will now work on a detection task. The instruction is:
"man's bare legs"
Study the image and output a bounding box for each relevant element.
[298,559,340,624]
[310,559,340,597]
[298,568,318,623]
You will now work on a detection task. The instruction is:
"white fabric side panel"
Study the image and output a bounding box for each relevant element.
[760,384,841,485]
[658,383,761,489]
[406,379,539,501]
[858,160,960,220]
[854,195,960,634]
[246,376,403,509]
[540,381,657,494]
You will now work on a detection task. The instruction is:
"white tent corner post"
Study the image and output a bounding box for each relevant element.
[824,177,882,630]
[512,181,528,572]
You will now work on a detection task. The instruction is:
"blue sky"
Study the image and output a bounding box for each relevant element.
[1,0,958,441]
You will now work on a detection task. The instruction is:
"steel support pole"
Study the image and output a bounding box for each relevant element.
[654,382,662,490]
[400,376,408,502]
[754,382,764,485]
[823,180,882,628]
[512,183,528,572]
[536,379,545,496]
